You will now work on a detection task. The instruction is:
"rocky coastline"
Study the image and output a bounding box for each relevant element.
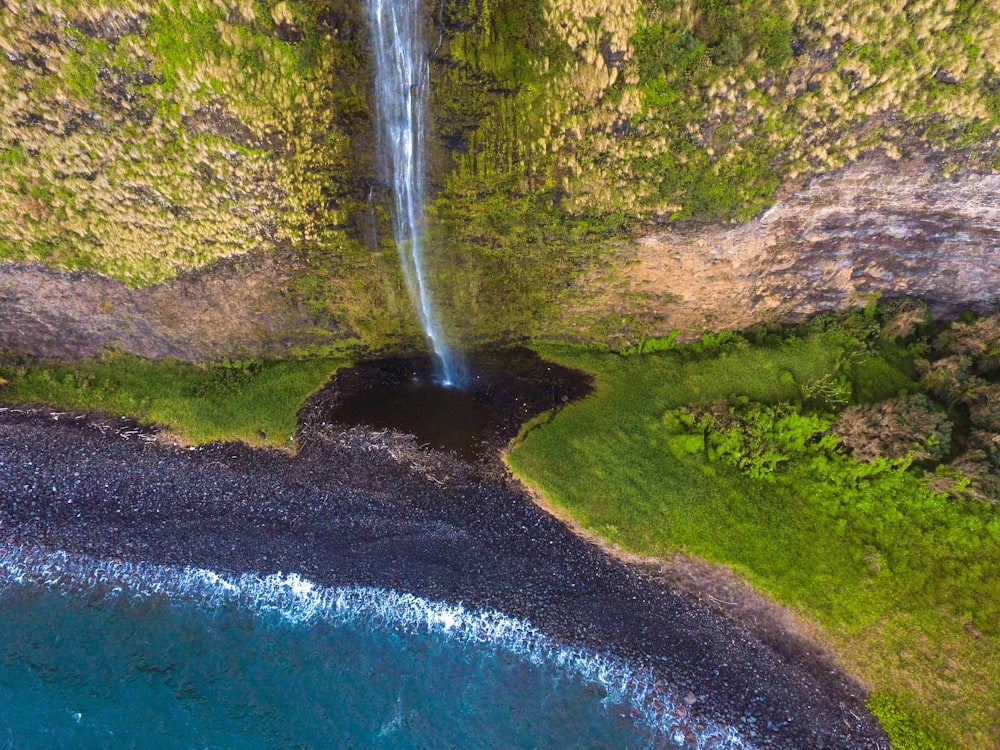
[0,356,888,749]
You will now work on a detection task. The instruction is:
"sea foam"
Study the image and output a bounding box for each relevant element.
[0,543,751,749]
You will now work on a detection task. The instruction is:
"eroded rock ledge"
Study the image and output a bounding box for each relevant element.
[2,156,999,360]
[0,250,347,361]
[589,156,1000,340]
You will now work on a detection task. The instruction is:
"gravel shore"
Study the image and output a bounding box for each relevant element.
[0,358,888,749]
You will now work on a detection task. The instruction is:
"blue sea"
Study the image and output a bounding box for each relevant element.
[0,546,748,749]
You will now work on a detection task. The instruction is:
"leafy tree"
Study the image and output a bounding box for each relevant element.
[963,383,1000,432]
[936,315,1000,368]
[668,399,837,480]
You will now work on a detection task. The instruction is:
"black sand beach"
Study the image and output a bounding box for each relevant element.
[0,353,888,749]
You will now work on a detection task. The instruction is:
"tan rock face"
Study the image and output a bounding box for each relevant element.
[2,156,998,360]
[619,156,1000,339]
[0,252,347,361]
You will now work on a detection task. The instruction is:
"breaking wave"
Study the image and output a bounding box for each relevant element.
[0,543,751,749]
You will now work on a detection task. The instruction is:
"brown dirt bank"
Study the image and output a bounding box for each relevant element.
[0,390,887,749]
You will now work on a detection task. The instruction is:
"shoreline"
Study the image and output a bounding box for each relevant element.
[0,404,887,749]
[507,457,871,707]
[0,542,746,747]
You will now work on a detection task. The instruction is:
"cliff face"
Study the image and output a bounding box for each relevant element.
[3,153,998,360]
[0,251,353,360]
[588,156,1000,344]
[1,0,999,359]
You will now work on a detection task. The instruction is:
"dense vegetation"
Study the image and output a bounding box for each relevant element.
[507,303,1000,749]
[0,352,344,449]
[0,0,370,284]
[447,0,1000,221]
[2,0,998,351]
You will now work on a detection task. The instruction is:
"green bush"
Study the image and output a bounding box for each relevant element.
[669,399,838,480]
[620,330,681,356]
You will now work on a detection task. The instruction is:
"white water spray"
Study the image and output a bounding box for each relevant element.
[0,543,751,750]
[366,0,462,386]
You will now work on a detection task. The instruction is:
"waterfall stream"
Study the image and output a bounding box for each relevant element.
[366,0,463,386]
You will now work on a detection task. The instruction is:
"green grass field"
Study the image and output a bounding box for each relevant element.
[508,320,1000,750]
[0,352,345,450]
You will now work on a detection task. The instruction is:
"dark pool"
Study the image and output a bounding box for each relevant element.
[333,379,496,461]
[310,348,593,463]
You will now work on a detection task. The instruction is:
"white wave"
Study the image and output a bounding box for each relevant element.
[0,543,752,750]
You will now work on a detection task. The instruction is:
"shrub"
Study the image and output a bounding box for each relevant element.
[669,399,838,480]
[835,394,952,463]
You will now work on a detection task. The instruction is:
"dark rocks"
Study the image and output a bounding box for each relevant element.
[0,403,887,749]
[75,9,146,44]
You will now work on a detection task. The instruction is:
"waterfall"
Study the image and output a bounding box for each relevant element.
[366,0,463,387]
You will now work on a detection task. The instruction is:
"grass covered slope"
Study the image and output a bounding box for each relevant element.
[0,0,366,284]
[0,353,344,449]
[507,306,1000,749]
[446,0,1000,223]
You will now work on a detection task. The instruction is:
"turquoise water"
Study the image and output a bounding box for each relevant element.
[0,547,748,750]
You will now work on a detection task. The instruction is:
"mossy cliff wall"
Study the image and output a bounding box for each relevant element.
[0,0,371,282]
[1,0,998,360]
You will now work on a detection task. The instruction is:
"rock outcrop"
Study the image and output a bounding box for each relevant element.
[602,156,1000,340]
[0,251,346,361]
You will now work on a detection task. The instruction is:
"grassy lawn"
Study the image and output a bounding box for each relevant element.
[508,318,1000,750]
[0,352,346,450]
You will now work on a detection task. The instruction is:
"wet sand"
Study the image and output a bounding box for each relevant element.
[0,354,888,749]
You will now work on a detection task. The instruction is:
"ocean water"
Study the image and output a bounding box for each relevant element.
[0,546,749,750]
